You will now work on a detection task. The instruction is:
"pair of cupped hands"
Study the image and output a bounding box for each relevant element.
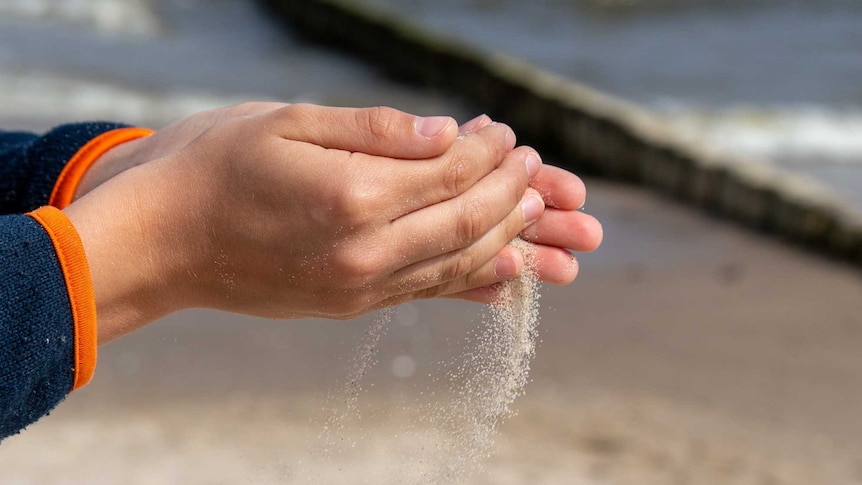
[64,103,603,343]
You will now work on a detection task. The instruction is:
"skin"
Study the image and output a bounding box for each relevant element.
[452,114,603,301]
[65,103,603,344]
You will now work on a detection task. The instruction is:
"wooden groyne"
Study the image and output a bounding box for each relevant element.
[260,0,862,266]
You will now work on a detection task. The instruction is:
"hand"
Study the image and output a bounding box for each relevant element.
[64,104,545,342]
[74,102,464,199]
[450,115,603,303]
[81,108,600,294]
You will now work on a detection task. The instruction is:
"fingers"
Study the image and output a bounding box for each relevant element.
[267,104,458,159]
[445,245,579,304]
[525,245,579,284]
[390,146,541,266]
[391,184,543,293]
[531,164,586,210]
[520,209,603,252]
[374,243,527,310]
[459,114,493,136]
[382,122,521,216]
[364,241,578,314]
[413,243,527,299]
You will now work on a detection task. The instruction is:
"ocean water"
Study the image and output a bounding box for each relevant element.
[0,0,467,128]
[363,0,862,204]
[1,0,860,204]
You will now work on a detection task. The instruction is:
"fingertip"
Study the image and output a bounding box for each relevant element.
[526,150,542,178]
[522,188,545,226]
[532,246,579,284]
[477,121,516,151]
[458,114,493,136]
[493,246,524,279]
[414,115,456,139]
[415,115,459,159]
[581,216,604,252]
[524,186,545,202]
[497,122,516,151]
[570,175,588,210]
[564,253,579,283]
[532,165,587,210]
[550,251,579,284]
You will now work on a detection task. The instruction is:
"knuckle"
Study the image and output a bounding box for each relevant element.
[362,106,400,142]
[278,103,315,124]
[442,250,476,282]
[456,197,491,246]
[331,246,386,289]
[441,154,472,198]
[329,179,380,223]
[437,127,505,197]
[280,102,305,116]
[475,125,505,165]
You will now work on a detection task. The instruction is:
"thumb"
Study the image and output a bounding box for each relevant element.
[268,104,458,159]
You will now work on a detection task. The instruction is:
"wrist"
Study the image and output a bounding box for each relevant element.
[72,137,143,200]
[63,157,189,343]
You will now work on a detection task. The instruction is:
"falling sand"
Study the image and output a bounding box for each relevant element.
[303,238,541,484]
[418,237,540,482]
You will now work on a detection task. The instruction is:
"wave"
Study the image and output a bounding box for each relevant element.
[655,101,862,165]
[0,0,161,35]
[0,71,276,128]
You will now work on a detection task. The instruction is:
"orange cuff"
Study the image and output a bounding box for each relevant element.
[50,127,154,210]
[27,206,98,391]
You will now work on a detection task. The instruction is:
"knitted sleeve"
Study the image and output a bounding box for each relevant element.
[0,123,153,440]
[0,207,96,440]
[0,122,129,214]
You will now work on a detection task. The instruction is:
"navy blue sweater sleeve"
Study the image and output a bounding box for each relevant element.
[0,122,127,440]
[0,214,76,440]
[0,122,129,214]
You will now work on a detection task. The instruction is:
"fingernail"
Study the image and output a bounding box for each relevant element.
[526,151,542,178]
[522,194,544,224]
[494,257,518,279]
[504,127,516,150]
[458,114,491,135]
[415,116,452,139]
[458,114,487,135]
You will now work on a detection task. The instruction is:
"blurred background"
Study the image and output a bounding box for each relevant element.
[1,0,861,483]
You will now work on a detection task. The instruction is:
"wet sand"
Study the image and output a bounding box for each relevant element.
[3,179,862,484]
